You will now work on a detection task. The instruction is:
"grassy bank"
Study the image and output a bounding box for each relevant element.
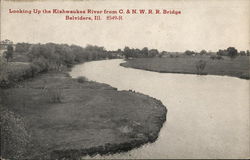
[1,71,167,160]
[121,56,250,79]
[1,43,167,159]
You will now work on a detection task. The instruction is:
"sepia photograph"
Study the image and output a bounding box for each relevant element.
[0,0,249,159]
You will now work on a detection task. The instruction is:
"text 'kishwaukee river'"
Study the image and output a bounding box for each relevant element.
[8,8,182,21]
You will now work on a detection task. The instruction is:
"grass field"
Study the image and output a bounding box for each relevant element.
[121,55,250,79]
[1,72,166,159]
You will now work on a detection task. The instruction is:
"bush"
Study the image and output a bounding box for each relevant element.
[0,57,8,87]
[210,55,223,60]
[0,108,30,160]
[77,76,88,83]
[45,87,63,103]
[15,43,31,53]
[31,57,48,72]
[195,60,207,75]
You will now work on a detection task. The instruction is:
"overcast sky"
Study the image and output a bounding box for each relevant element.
[1,0,249,52]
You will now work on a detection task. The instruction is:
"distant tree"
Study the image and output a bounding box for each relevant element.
[123,46,131,59]
[200,50,207,55]
[117,49,122,56]
[134,49,141,58]
[227,47,238,59]
[195,60,206,75]
[0,39,13,50]
[161,51,168,55]
[141,47,149,57]
[70,45,87,62]
[210,55,223,60]
[246,50,250,56]
[15,43,31,53]
[217,49,227,56]
[5,45,14,62]
[239,51,246,56]
[148,49,159,57]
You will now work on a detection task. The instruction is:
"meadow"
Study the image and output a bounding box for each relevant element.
[121,55,250,79]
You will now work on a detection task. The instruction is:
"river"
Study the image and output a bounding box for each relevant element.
[70,59,250,159]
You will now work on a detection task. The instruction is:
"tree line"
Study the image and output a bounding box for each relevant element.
[123,46,160,59]
[184,47,249,58]
[1,40,249,65]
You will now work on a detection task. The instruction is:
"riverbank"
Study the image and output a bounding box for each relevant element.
[120,56,250,79]
[1,69,167,160]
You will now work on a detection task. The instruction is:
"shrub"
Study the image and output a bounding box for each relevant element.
[216,55,223,60]
[195,60,207,75]
[210,55,223,60]
[0,57,8,87]
[77,76,88,83]
[0,108,30,160]
[45,87,63,103]
[32,57,48,72]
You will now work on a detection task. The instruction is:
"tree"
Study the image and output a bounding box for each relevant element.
[141,47,148,57]
[246,50,250,56]
[226,47,238,59]
[200,50,207,55]
[123,46,131,59]
[148,49,159,57]
[239,51,246,56]
[5,45,14,62]
[217,49,227,56]
[15,43,31,53]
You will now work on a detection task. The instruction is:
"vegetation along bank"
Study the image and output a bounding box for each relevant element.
[0,42,167,160]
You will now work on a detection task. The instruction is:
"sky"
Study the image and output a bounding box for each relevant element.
[1,0,250,52]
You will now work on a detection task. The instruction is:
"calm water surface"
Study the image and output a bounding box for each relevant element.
[70,59,249,159]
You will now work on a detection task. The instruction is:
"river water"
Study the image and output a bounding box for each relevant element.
[70,59,250,159]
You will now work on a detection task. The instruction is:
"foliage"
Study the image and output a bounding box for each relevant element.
[239,51,246,56]
[77,76,88,83]
[195,60,207,74]
[0,57,9,87]
[15,43,31,53]
[45,87,63,103]
[5,45,14,62]
[200,50,207,55]
[0,39,13,50]
[1,42,122,88]
[0,108,30,160]
[27,43,115,72]
[247,50,250,56]
[226,47,238,58]
[0,57,8,78]
[184,50,195,55]
[210,55,223,60]
[148,49,159,57]
[123,46,159,59]
[217,47,238,58]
